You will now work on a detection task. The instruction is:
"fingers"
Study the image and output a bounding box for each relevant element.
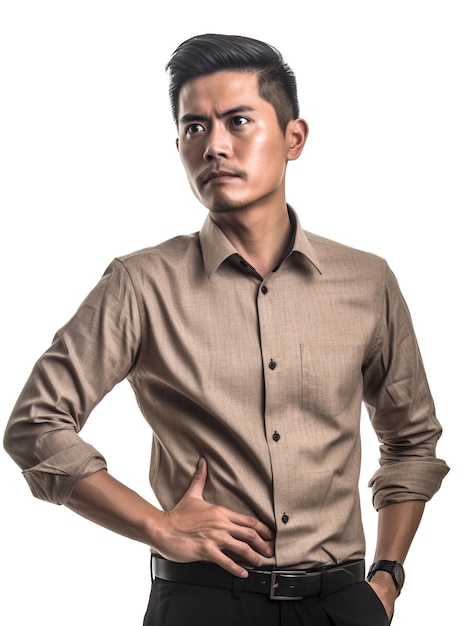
[161,457,275,577]
[206,550,252,578]
[226,511,274,551]
[225,517,275,564]
[185,457,207,500]
[192,527,273,577]
[231,511,275,542]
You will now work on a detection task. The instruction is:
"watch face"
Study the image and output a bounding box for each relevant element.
[393,562,405,588]
[368,560,405,590]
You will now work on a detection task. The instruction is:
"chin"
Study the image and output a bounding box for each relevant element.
[207,194,248,214]
[210,203,245,214]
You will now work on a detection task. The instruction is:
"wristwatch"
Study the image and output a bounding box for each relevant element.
[367,560,405,593]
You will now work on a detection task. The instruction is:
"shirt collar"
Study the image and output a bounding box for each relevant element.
[290,207,323,274]
[199,214,239,278]
[199,206,322,278]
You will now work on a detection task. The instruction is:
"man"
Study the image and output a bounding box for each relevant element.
[4,34,449,625]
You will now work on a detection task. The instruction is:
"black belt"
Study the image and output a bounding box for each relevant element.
[151,556,365,600]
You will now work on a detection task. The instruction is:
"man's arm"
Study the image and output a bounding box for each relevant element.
[66,457,275,578]
[367,500,425,621]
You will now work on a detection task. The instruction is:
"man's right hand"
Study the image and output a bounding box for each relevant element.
[153,457,275,578]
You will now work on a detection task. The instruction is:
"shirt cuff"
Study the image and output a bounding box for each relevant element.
[368,458,450,510]
[22,443,107,505]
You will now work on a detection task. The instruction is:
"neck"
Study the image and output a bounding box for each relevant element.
[210,203,292,278]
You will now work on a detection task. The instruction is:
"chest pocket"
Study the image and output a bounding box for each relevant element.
[300,343,363,418]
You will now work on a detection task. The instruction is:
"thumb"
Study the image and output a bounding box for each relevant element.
[185,457,207,500]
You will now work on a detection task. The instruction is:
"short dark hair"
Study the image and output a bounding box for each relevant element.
[165,34,300,131]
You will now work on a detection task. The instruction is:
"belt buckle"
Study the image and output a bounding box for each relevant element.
[269,570,306,600]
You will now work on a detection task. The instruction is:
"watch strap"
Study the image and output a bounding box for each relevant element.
[367,560,405,592]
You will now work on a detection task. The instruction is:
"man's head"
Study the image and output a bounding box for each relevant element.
[165,33,300,132]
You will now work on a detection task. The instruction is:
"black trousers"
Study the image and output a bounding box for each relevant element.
[143,577,390,626]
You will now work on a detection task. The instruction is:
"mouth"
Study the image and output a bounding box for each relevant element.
[203,170,239,184]
[197,166,245,188]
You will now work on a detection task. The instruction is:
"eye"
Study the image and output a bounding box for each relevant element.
[231,116,250,127]
[185,123,205,136]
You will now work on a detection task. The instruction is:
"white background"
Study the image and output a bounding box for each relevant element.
[1,1,470,624]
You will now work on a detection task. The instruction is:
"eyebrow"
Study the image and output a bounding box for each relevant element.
[178,106,255,126]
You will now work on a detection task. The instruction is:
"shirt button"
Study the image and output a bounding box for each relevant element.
[261,285,268,294]
[282,513,289,524]
[272,431,281,442]
[269,360,277,370]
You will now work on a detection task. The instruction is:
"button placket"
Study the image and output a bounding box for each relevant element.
[256,272,299,564]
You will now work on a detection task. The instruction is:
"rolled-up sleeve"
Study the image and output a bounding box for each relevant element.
[3,259,142,504]
[363,265,449,510]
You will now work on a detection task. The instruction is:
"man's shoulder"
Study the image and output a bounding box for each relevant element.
[303,229,387,271]
[115,231,201,266]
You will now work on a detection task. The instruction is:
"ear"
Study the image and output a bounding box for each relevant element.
[175,137,180,152]
[286,118,309,161]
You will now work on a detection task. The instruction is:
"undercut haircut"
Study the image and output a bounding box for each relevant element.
[165,33,300,132]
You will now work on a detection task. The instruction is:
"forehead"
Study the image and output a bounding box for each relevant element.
[178,70,266,119]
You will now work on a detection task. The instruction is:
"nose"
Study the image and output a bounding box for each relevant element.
[203,123,232,161]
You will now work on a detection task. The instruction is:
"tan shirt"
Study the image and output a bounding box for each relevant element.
[4,208,449,568]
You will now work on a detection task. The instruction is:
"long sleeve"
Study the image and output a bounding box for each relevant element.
[363,265,449,509]
[3,260,142,504]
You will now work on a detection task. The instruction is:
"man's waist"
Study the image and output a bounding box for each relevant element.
[151,555,365,600]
